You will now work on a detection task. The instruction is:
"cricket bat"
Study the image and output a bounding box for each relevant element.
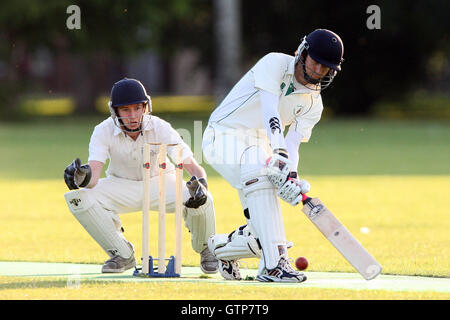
[300,194,382,280]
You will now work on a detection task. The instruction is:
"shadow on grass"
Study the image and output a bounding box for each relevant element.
[0,278,70,290]
[0,276,128,291]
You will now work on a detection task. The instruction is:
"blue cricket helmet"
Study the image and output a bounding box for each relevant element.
[108,78,152,110]
[108,78,152,133]
[305,29,344,71]
[294,29,344,90]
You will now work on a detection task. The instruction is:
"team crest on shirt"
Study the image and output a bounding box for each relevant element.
[285,82,296,96]
[280,82,295,96]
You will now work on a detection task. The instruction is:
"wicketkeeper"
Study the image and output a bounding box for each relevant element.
[204,29,344,282]
[64,78,218,274]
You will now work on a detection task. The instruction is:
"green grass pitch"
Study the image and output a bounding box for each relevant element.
[0,114,448,299]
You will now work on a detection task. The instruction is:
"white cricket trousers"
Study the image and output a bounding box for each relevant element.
[89,172,191,214]
[202,122,289,270]
[65,171,216,258]
[202,123,272,189]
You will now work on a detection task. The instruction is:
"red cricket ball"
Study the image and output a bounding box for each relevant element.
[295,257,308,271]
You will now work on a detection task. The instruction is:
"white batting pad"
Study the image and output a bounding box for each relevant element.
[242,174,288,270]
[183,192,216,253]
[208,225,262,261]
[65,189,134,259]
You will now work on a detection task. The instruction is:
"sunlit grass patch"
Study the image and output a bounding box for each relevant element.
[0,176,448,278]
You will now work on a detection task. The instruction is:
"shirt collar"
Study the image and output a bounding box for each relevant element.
[287,57,296,76]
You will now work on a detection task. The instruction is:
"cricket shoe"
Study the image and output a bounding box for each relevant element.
[200,247,219,274]
[218,260,242,280]
[102,254,136,273]
[256,257,307,283]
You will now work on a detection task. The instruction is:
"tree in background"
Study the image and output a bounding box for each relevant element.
[0,0,211,117]
[0,0,448,118]
[241,0,449,115]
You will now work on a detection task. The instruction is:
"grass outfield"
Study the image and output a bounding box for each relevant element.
[0,115,449,178]
[0,176,448,277]
[1,276,448,300]
[0,116,448,299]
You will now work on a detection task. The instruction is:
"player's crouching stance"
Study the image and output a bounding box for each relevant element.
[205,29,344,282]
[63,78,218,274]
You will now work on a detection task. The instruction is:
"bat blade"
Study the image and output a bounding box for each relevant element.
[302,197,382,280]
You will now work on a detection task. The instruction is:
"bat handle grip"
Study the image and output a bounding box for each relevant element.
[301,193,311,204]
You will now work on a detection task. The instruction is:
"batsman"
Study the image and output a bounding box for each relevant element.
[63,78,218,274]
[204,29,344,282]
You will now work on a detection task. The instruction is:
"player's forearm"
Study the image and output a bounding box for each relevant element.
[259,89,287,152]
[86,160,104,188]
[183,157,206,180]
[284,129,302,173]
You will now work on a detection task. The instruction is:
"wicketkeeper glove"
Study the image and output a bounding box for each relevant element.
[64,158,92,190]
[184,176,208,208]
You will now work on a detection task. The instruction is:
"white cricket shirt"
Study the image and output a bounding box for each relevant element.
[208,52,324,143]
[88,115,193,181]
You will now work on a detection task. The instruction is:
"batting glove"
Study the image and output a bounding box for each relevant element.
[277,175,311,206]
[266,149,291,189]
